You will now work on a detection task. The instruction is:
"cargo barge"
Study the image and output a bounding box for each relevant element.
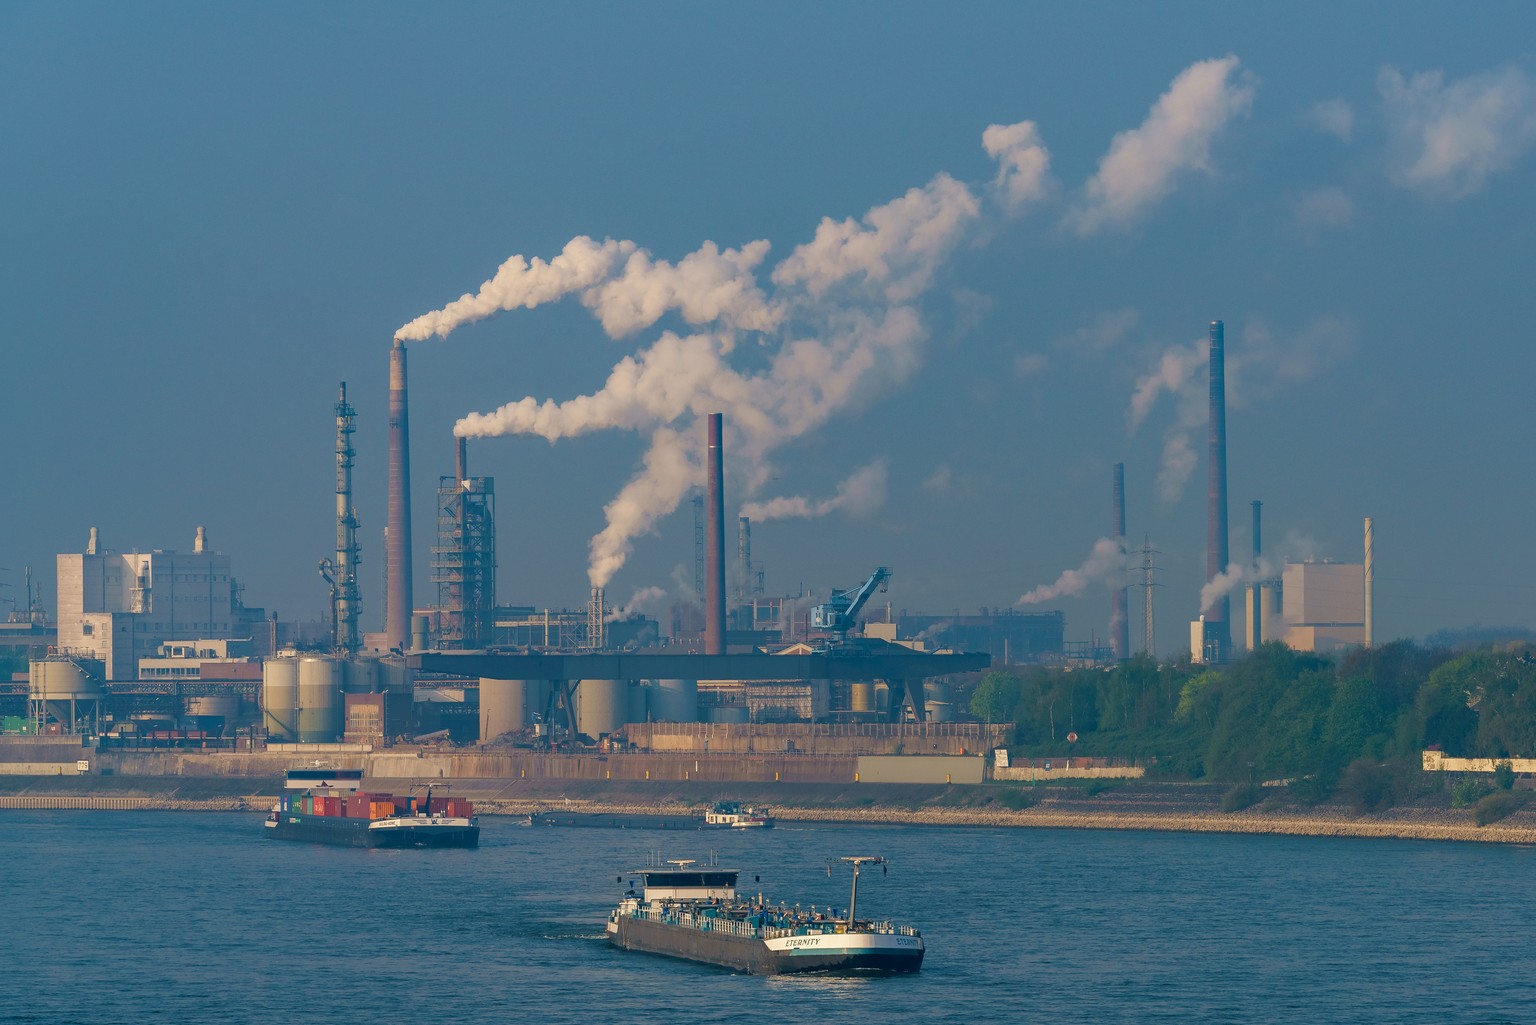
[264,768,479,848]
[607,856,922,975]
[529,800,773,831]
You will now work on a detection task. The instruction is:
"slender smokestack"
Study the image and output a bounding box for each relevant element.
[386,338,414,652]
[1249,500,1262,650]
[1364,516,1374,648]
[456,435,467,484]
[704,413,727,655]
[1204,320,1230,658]
[1111,463,1129,661]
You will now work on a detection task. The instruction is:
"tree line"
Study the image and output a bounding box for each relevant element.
[963,640,1536,806]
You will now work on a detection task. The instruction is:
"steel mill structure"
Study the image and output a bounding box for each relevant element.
[433,437,496,650]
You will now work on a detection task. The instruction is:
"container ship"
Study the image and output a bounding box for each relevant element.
[607,856,922,975]
[264,768,479,848]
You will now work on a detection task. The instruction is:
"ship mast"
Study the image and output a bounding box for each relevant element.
[832,855,887,926]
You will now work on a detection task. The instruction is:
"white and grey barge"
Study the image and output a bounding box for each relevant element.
[606,856,922,975]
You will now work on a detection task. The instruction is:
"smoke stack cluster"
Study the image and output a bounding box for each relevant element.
[704,413,727,655]
[1203,320,1231,659]
[1111,463,1129,660]
[386,338,414,652]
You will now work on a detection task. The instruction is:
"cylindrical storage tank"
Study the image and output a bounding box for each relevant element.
[575,679,626,739]
[706,705,749,725]
[924,701,952,722]
[342,658,378,694]
[261,657,300,741]
[411,614,430,652]
[628,682,649,727]
[28,660,104,700]
[297,656,343,743]
[652,679,698,722]
[479,678,548,741]
[185,694,240,736]
[875,682,890,715]
[378,658,414,694]
[850,682,875,713]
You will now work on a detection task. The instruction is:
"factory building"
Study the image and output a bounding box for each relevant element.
[1280,561,1366,653]
[55,527,268,681]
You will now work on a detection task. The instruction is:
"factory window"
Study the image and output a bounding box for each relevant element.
[82,623,94,636]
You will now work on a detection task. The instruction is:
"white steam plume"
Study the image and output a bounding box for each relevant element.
[740,460,888,522]
[1019,537,1127,605]
[1380,64,1536,199]
[1069,55,1255,235]
[606,585,668,622]
[1201,557,1278,613]
[408,117,1051,588]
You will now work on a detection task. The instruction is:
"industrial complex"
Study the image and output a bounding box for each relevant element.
[0,320,1380,784]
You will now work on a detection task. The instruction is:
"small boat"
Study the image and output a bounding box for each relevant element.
[702,800,774,829]
[607,855,923,975]
[264,767,479,849]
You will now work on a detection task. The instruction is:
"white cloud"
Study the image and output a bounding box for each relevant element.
[1293,186,1355,230]
[1306,99,1355,142]
[981,119,1053,210]
[1380,64,1536,198]
[1014,352,1049,378]
[1069,55,1255,234]
[922,465,953,494]
[1055,308,1139,353]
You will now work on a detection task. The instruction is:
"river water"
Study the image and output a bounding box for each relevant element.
[3,811,1532,1024]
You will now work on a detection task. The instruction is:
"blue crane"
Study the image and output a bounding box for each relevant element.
[810,567,892,642]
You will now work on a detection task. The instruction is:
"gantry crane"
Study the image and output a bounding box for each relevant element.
[810,567,891,643]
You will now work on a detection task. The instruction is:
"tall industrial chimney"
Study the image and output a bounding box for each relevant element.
[1247,500,1262,650]
[704,413,727,655]
[1111,463,1129,660]
[1364,516,1374,648]
[1203,320,1231,660]
[386,339,414,652]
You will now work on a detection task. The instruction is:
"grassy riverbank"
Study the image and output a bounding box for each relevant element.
[2,775,1533,844]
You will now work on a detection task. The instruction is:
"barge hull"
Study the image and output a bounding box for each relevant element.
[611,917,922,975]
[266,814,479,849]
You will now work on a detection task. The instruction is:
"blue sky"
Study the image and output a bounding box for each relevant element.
[4,3,1534,653]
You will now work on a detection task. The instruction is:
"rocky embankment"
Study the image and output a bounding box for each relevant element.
[1,775,1532,844]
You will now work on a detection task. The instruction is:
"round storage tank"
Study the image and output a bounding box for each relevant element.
[185,694,240,736]
[480,679,548,741]
[29,659,104,700]
[297,656,342,743]
[706,705,750,725]
[850,682,875,713]
[652,679,698,722]
[924,701,952,722]
[628,683,650,727]
[342,659,378,695]
[378,658,414,694]
[575,679,626,739]
[261,657,300,740]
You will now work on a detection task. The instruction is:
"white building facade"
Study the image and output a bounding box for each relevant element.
[56,529,241,680]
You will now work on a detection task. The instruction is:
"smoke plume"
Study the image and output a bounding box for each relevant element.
[740,460,888,522]
[1019,537,1128,605]
[399,58,1250,589]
